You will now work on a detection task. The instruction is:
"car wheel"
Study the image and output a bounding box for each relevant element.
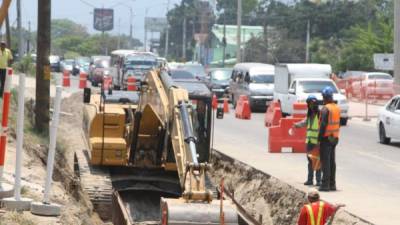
[379,123,391,144]
[340,117,348,126]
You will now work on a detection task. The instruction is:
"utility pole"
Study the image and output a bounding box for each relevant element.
[17,0,23,59]
[129,7,133,48]
[394,0,400,86]
[164,0,170,58]
[182,17,186,60]
[27,21,31,54]
[222,12,226,67]
[35,0,51,133]
[305,20,310,63]
[236,0,242,63]
[117,18,121,49]
[5,14,10,47]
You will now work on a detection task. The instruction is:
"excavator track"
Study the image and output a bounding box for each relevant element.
[74,147,113,220]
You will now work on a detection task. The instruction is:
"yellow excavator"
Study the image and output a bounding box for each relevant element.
[77,69,238,224]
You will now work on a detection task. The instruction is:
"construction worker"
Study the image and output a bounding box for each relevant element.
[297,188,344,225]
[0,41,13,97]
[294,95,321,186]
[318,86,341,192]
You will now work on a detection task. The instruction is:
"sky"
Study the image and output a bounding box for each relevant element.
[7,0,182,42]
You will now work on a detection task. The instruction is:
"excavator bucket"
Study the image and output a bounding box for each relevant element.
[161,198,238,225]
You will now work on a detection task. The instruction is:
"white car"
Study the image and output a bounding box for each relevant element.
[377,95,400,144]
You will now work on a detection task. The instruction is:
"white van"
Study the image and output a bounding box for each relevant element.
[274,64,349,125]
[230,63,275,110]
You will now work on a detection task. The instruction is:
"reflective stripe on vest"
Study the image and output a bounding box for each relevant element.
[306,201,325,225]
[306,115,319,144]
[323,103,340,138]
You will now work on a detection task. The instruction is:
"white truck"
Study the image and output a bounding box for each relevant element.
[274,64,349,125]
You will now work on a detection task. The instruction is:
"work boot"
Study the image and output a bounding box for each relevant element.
[319,186,330,192]
[316,181,321,186]
[304,180,313,186]
[330,185,337,191]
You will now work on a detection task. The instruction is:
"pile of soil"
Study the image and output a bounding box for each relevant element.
[210,150,373,225]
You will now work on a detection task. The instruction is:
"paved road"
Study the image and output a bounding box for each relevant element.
[213,104,399,225]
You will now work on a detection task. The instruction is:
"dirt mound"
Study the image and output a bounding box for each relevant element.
[211,150,373,225]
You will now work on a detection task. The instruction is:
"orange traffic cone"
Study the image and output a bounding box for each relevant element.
[62,70,70,87]
[223,98,229,113]
[212,94,218,109]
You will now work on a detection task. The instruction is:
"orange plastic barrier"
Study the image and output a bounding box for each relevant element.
[268,118,306,153]
[103,76,113,90]
[127,76,137,91]
[62,70,70,87]
[212,94,218,110]
[264,101,282,127]
[267,101,307,153]
[292,102,307,118]
[79,72,87,89]
[223,98,229,113]
[235,95,251,120]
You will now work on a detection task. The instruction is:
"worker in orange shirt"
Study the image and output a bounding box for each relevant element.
[297,189,344,225]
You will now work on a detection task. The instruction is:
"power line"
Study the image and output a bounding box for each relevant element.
[78,0,96,8]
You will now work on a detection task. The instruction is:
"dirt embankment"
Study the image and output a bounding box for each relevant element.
[0,92,103,225]
[211,150,373,225]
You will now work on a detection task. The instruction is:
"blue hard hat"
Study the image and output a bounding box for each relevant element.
[322,86,334,99]
[306,95,317,104]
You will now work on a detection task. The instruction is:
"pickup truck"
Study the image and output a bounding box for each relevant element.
[273,64,349,125]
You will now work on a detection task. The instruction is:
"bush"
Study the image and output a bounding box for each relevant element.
[13,55,36,76]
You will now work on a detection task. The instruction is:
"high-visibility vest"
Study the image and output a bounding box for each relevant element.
[323,103,340,138]
[306,115,319,144]
[306,201,325,225]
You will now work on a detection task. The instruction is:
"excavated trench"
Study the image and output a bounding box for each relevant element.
[210,150,374,225]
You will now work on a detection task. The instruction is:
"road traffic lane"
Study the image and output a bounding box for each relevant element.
[214,110,400,225]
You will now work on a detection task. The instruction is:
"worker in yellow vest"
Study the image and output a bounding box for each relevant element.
[294,95,321,186]
[0,41,13,97]
[318,86,341,192]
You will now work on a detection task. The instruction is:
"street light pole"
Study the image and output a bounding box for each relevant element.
[395,0,400,86]
[164,0,170,58]
[17,0,23,59]
[236,0,242,63]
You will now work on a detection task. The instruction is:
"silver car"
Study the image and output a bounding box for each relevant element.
[230,63,275,111]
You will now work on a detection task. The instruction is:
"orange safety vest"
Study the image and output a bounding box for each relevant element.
[323,103,340,138]
[305,201,325,225]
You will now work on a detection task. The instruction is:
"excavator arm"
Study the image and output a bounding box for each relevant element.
[132,70,238,224]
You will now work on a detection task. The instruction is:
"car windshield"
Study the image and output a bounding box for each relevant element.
[252,74,274,84]
[368,74,392,80]
[298,81,338,93]
[182,65,206,77]
[64,60,74,65]
[49,56,59,63]
[126,60,157,66]
[171,70,195,80]
[211,70,231,81]
[95,60,110,68]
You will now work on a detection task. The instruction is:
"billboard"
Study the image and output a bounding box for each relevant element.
[93,8,114,31]
[145,17,168,32]
[374,53,394,71]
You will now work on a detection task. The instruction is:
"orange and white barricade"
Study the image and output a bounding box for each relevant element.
[62,70,70,87]
[127,76,137,91]
[79,72,87,89]
[267,102,307,153]
[0,68,14,198]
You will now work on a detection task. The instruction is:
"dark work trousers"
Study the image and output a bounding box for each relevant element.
[320,140,337,188]
[307,155,321,183]
[0,68,6,97]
